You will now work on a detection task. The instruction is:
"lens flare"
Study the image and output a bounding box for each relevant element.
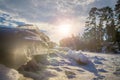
[58,24,72,37]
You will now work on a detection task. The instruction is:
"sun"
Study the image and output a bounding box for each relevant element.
[58,24,72,37]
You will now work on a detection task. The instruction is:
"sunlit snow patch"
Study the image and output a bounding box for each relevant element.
[67,50,90,64]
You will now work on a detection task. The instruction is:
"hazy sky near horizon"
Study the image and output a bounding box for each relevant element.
[0,0,117,42]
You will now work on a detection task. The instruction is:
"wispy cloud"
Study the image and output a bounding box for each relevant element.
[0,0,117,42]
[0,0,117,22]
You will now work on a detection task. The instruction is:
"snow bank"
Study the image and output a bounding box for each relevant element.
[67,50,90,64]
[0,64,33,80]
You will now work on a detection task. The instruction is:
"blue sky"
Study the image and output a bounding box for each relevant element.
[0,0,117,42]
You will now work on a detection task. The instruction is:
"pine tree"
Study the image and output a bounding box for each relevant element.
[115,0,120,50]
[115,0,120,29]
[99,7,115,42]
[84,6,115,52]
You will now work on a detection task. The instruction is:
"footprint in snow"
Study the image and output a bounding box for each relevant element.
[50,67,63,72]
[77,69,85,72]
[94,60,103,64]
[93,75,105,80]
[63,67,85,73]
[113,67,120,76]
[65,70,76,79]
[98,69,108,73]
[93,56,107,61]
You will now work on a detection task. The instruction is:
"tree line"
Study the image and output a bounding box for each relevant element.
[60,0,120,53]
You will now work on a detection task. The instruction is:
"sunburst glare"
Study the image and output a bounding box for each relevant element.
[58,24,72,37]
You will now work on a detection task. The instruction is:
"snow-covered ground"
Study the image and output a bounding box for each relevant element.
[48,51,120,80]
[0,48,120,80]
[21,49,120,80]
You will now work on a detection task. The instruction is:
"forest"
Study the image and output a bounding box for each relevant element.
[60,0,120,53]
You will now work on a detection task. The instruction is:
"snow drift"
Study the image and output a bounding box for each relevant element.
[67,50,90,64]
[0,26,49,69]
